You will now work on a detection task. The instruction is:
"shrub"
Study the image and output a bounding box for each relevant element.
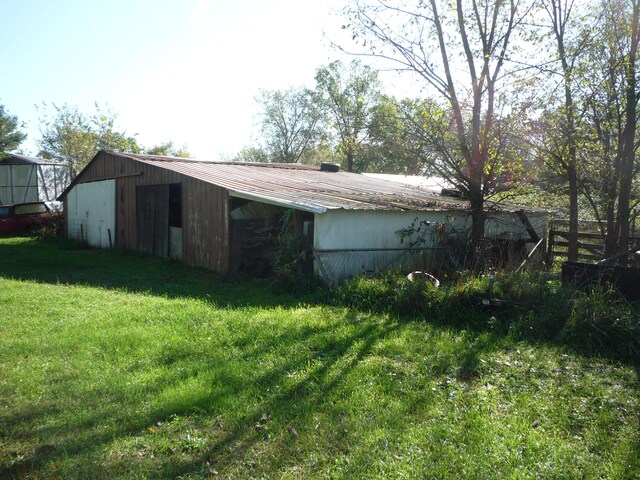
[30,211,63,239]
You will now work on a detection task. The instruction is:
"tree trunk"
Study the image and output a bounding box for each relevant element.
[615,0,639,260]
[468,183,486,267]
[567,163,579,261]
[346,151,354,172]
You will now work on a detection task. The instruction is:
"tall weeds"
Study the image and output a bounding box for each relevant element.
[333,271,639,363]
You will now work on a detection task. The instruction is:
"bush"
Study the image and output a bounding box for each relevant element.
[30,211,63,239]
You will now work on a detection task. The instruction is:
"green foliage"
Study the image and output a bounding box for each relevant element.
[145,141,191,158]
[398,216,433,248]
[272,209,304,279]
[394,97,465,178]
[37,103,141,176]
[333,270,444,316]
[563,287,640,359]
[0,103,27,156]
[29,211,64,240]
[314,60,383,172]
[397,215,454,249]
[256,87,325,163]
[230,145,271,163]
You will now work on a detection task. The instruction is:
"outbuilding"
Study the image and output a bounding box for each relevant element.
[59,150,548,283]
[0,154,71,206]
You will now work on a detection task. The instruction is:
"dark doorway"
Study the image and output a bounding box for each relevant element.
[168,184,182,228]
[168,184,183,259]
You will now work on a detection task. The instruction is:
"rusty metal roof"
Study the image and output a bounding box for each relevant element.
[115,152,477,214]
[71,151,537,215]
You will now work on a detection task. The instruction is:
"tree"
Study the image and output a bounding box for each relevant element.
[145,141,191,158]
[365,95,437,174]
[37,103,140,177]
[536,0,592,261]
[313,60,382,172]
[0,104,27,157]
[231,145,271,163]
[342,0,531,252]
[530,0,640,261]
[582,0,640,257]
[256,87,324,163]
[92,105,141,154]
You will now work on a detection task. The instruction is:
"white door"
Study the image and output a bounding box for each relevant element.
[66,180,116,248]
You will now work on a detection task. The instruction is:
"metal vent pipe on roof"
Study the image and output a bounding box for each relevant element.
[320,162,340,173]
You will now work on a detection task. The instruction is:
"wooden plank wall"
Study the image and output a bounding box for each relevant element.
[63,152,230,272]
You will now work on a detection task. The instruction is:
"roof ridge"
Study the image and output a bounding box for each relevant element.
[106,150,315,169]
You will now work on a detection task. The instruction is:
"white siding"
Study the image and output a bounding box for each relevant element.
[66,180,116,248]
[314,210,462,250]
[313,210,465,281]
[485,213,547,240]
[313,209,548,282]
[36,164,71,202]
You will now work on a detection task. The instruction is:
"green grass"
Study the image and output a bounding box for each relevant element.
[1,237,639,479]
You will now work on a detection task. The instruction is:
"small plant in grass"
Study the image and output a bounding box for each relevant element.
[562,286,640,359]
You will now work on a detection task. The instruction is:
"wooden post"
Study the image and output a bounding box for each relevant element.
[546,219,555,267]
[516,209,541,243]
[516,238,545,274]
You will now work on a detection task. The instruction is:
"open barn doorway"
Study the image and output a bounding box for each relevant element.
[229,197,314,276]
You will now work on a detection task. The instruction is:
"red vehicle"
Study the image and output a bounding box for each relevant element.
[0,202,56,235]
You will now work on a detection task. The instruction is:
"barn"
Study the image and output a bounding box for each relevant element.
[59,150,548,283]
[0,154,71,206]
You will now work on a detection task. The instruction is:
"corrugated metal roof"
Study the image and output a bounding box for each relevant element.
[0,154,62,165]
[69,151,540,215]
[362,173,454,194]
[115,152,475,214]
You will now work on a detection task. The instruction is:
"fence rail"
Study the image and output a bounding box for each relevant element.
[547,219,640,263]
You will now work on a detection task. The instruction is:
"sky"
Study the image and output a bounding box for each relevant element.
[0,0,359,159]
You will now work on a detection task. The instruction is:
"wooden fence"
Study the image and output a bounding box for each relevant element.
[547,219,640,264]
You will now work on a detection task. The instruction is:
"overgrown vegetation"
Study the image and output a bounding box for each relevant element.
[272,209,305,280]
[1,237,638,479]
[333,269,640,363]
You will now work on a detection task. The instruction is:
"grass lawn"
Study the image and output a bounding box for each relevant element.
[0,237,638,479]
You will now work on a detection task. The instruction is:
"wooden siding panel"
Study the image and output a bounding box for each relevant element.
[181,177,229,271]
[63,151,229,273]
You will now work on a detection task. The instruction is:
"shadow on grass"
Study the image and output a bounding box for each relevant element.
[0,308,416,478]
[1,237,638,478]
[0,237,326,309]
